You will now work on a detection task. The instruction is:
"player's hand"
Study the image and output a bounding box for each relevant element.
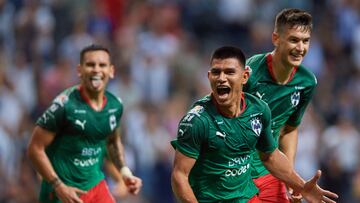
[54,183,87,203]
[287,186,303,203]
[300,170,338,203]
[123,175,142,195]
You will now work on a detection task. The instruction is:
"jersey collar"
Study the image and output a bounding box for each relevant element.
[211,93,246,118]
[266,53,298,84]
[78,85,107,111]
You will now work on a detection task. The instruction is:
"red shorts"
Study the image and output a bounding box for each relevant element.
[253,174,289,203]
[248,195,261,203]
[80,180,115,203]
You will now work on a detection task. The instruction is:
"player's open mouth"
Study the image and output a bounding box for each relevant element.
[217,86,230,96]
[90,76,102,89]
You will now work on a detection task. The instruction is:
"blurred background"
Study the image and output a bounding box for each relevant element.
[0,0,360,202]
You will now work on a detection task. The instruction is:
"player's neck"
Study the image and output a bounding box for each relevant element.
[271,51,294,84]
[212,93,245,118]
[79,85,106,111]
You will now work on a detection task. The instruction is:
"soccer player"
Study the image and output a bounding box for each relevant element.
[171,46,337,202]
[27,44,142,203]
[244,8,316,202]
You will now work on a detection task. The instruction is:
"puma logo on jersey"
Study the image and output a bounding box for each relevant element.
[256,91,265,100]
[75,119,86,130]
[216,131,226,138]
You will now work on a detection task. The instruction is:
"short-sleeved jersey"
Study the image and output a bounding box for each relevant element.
[244,53,317,178]
[171,93,276,202]
[36,86,123,196]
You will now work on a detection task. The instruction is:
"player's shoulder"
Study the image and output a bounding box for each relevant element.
[246,53,268,76]
[296,64,317,86]
[52,86,78,107]
[246,53,267,67]
[105,90,123,107]
[244,92,268,109]
[243,92,271,117]
[181,95,212,124]
[188,95,211,117]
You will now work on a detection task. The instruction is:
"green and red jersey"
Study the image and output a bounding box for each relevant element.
[36,85,123,202]
[171,93,276,202]
[244,53,317,178]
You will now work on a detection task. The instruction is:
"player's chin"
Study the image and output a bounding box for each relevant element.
[288,56,303,66]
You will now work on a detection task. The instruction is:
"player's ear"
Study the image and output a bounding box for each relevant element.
[272,32,279,47]
[109,65,115,79]
[242,66,250,85]
[77,64,82,77]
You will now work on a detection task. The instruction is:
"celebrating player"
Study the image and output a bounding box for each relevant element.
[27,44,142,203]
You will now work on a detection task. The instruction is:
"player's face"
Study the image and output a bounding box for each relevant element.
[273,26,311,68]
[208,58,249,107]
[77,50,114,93]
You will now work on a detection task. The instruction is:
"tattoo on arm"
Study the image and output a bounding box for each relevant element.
[107,128,125,170]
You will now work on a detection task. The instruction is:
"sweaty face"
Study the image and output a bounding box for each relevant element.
[208,58,248,107]
[274,26,311,67]
[77,50,114,93]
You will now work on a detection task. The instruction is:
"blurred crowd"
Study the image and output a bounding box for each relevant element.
[0,0,360,202]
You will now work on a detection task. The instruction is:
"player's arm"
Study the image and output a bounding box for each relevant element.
[279,124,302,202]
[259,149,338,203]
[103,159,128,198]
[171,150,198,203]
[106,128,142,195]
[27,126,86,202]
[279,124,298,166]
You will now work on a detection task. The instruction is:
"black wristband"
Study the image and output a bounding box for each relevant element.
[49,177,62,189]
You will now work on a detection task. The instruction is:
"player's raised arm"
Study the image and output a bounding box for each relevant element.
[260,149,338,203]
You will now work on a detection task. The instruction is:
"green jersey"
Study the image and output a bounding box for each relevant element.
[244,53,317,178]
[36,86,123,202]
[171,93,276,203]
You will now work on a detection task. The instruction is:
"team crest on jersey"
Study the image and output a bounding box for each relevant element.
[250,117,262,137]
[290,91,300,107]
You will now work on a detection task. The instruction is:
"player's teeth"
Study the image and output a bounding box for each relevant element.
[91,76,102,88]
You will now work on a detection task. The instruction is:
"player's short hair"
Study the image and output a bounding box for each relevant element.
[210,46,246,68]
[80,44,111,64]
[274,8,312,34]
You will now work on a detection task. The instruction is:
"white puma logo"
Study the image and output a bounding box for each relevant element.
[256,91,265,100]
[75,119,86,130]
[216,131,226,138]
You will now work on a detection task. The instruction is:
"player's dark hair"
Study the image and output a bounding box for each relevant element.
[210,46,246,68]
[274,8,312,33]
[80,44,111,64]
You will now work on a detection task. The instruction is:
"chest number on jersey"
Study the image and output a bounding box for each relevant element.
[109,115,116,131]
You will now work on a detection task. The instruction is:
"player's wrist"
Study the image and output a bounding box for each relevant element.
[120,166,133,178]
[49,177,62,189]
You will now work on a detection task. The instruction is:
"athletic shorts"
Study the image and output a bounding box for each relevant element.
[253,174,289,203]
[248,195,261,203]
[40,179,115,203]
